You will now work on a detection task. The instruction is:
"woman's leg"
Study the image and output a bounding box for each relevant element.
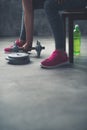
[4,9,26,52]
[20,11,26,42]
[20,0,45,42]
[41,0,87,68]
[22,0,34,51]
[44,0,86,50]
[4,0,44,52]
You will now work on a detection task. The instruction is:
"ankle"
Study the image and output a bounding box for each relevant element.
[56,49,66,54]
[27,41,32,47]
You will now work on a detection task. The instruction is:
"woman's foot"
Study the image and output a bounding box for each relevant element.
[22,42,32,52]
[40,50,69,69]
[4,39,25,52]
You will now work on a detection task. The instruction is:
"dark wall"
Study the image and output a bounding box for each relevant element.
[0,0,22,36]
[0,0,52,37]
[0,0,87,37]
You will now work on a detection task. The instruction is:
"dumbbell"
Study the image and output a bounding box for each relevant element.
[31,40,45,57]
[9,40,45,57]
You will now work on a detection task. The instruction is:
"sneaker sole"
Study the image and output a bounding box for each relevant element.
[40,61,69,69]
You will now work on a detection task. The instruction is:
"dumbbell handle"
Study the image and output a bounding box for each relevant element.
[31,46,45,57]
[32,46,45,50]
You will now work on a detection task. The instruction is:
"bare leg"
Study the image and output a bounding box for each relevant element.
[22,0,34,51]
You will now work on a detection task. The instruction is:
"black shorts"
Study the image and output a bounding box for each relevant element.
[33,0,45,9]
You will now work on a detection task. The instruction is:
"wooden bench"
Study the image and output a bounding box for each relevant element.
[62,8,87,63]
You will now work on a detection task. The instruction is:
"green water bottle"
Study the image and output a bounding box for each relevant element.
[73,24,81,55]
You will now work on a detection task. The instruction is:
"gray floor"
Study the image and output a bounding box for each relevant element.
[0,36,87,130]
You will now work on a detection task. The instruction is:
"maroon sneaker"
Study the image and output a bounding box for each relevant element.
[40,50,69,68]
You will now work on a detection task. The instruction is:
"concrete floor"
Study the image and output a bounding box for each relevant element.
[0,36,87,130]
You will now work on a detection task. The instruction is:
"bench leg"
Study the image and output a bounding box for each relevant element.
[68,18,74,63]
[62,15,66,52]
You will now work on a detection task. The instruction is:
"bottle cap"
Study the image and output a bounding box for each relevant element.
[75,24,79,31]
